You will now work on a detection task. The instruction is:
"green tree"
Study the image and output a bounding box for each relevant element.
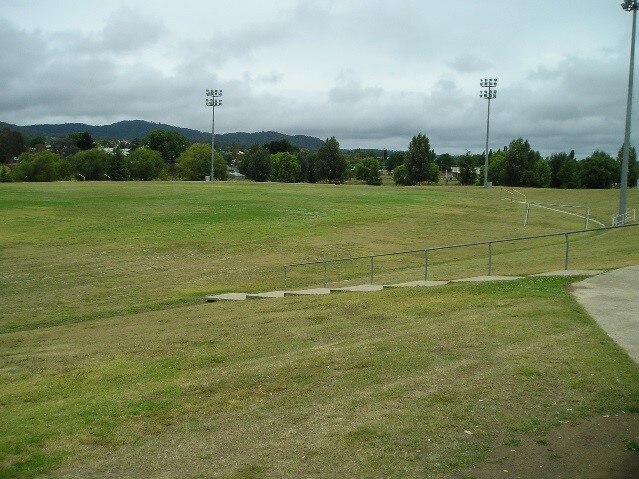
[315,137,347,183]
[50,136,79,158]
[436,153,454,173]
[0,165,11,182]
[549,152,571,188]
[457,155,477,185]
[239,145,271,181]
[428,163,440,184]
[0,127,27,163]
[69,148,111,181]
[213,152,228,181]
[393,164,413,186]
[177,143,213,181]
[353,157,382,185]
[270,152,301,183]
[70,131,94,151]
[557,157,581,188]
[11,151,65,182]
[385,151,405,172]
[486,150,506,186]
[264,139,299,154]
[106,148,128,180]
[580,150,618,189]
[128,148,165,180]
[297,149,316,183]
[617,145,638,187]
[145,130,189,164]
[502,138,540,186]
[405,133,434,184]
[531,158,551,188]
[29,136,47,149]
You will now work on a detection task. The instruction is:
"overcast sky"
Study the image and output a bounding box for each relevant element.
[1,0,637,156]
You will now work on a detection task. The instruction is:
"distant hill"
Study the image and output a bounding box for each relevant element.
[0,120,325,150]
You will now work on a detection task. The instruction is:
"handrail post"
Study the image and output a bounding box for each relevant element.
[524,202,530,226]
[424,249,429,281]
[323,261,328,288]
[585,207,590,230]
[370,256,374,284]
[564,233,570,270]
[488,242,493,276]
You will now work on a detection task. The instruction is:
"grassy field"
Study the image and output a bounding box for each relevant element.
[1,182,638,333]
[1,181,638,478]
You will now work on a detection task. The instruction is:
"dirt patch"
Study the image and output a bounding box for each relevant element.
[467,413,639,479]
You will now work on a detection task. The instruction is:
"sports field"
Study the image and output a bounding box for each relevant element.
[1,182,638,478]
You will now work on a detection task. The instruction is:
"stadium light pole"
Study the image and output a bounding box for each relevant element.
[619,1,638,223]
[205,89,222,182]
[480,79,497,188]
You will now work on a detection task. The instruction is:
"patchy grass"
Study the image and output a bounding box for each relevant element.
[1,182,638,477]
[1,182,638,332]
[1,277,638,478]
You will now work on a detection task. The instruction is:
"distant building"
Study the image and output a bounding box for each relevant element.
[100,147,130,156]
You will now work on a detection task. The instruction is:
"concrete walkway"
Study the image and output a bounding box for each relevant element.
[571,265,639,364]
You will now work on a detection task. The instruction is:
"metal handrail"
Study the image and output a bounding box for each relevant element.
[500,187,527,204]
[283,223,639,289]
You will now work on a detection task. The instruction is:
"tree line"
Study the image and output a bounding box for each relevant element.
[1,125,637,189]
[0,128,228,182]
[478,138,637,189]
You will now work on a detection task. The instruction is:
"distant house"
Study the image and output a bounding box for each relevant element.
[451,166,481,175]
[100,147,130,156]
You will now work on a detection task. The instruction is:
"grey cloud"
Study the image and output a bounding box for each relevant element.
[447,55,492,74]
[100,7,166,52]
[242,72,283,85]
[0,19,48,79]
[1,1,636,159]
[328,75,383,103]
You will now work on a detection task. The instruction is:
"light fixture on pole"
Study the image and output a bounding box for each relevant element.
[619,1,638,224]
[480,78,497,188]
[205,89,222,182]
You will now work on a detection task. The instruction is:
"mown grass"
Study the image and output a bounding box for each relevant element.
[1,182,638,333]
[1,181,638,478]
[1,278,638,478]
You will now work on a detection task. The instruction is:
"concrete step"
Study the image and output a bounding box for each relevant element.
[284,288,331,296]
[205,271,605,303]
[205,293,247,302]
[532,270,604,277]
[384,280,449,288]
[246,291,286,299]
[330,284,384,292]
[451,275,524,283]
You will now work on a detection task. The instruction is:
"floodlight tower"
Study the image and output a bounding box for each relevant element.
[480,78,497,188]
[205,89,222,182]
[619,1,638,223]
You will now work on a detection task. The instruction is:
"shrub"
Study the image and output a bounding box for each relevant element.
[128,148,166,181]
[353,157,382,186]
[315,137,347,183]
[270,152,301,183]
[393,164,414,186]
[11,151,65,182]
[0,165,11,182]
[239,145,271,182]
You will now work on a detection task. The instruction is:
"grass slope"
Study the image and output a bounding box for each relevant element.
[1,278,638,478]
[1,182,638,478]
[1,182,637,333]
